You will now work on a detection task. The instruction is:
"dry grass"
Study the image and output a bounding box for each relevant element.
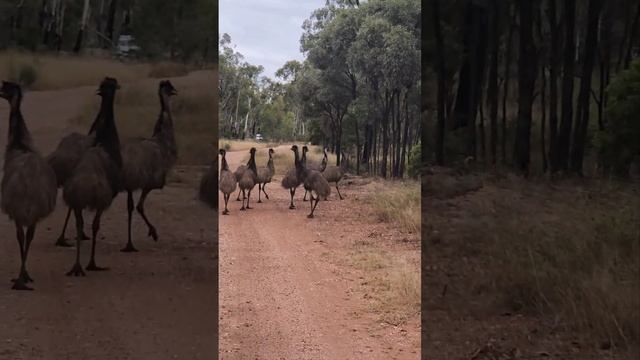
[148,62,189,78]
[220,139,272,152]
[0,51,150,90]
[72,70,216,165]
[428,172,640,354]
[370,180,421,234]
[349,241,420,325]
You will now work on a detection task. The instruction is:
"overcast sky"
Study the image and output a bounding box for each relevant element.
[219,0,324,79]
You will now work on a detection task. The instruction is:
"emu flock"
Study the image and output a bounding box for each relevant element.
[0,77,215,291]
[218,144,347,218]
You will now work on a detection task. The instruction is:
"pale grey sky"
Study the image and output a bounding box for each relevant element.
[219,0,324,79]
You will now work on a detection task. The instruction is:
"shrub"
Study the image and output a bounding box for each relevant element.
[601,59,640,175]
[18,63,38,88]
[407,142,421,178]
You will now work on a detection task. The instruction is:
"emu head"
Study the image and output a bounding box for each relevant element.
[97,77,120,96]
[219,148,226,156]
[159,80,178,96]
[0,81,22,103]
[290,145,298,152]
[249,147,257,155]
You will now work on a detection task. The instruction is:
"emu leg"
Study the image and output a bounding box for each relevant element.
[246,189,253,209]
[136,188,158,242]
[257,184,262,203]
[11,224,32,290]
[289,188,296,209]
[66,209,86,277]
[240,190,246,210]
[86,210,108,271]
[335,183,344,200]
[55,207,89,247]
[303,189,308,201]
[121,191,138,252]
[262,183,269,199]
[236,188,242,201]
[307,193,318,218]
[223,193,230,215]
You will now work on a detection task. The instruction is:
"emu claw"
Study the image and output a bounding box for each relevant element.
[148,227,158,241]
[86,261,109,271]
[121,244,138,252]
[222,210,230,215]
[55,237,74,247]
[66,263,86,277]
[307,214,314,219]
[11,279,33,290]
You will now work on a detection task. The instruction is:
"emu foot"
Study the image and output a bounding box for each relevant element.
[257,200,262,203]
[11,270,33,284]
[148,227,158,241]
[289,205,296,210]
[54,237,74,247]
[11,279,33,291]
[246,206,253,209]
[81,232,90,241]
[66,263,86,277]
[307,214,315,219]
[86,260,109,271]
[222,210,230,215]
[120,243,139,252]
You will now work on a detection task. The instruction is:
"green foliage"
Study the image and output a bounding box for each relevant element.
[407,142,421,178]
[601,59,640,175]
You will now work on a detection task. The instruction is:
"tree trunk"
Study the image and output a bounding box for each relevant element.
[514,0,537,175]
[432,0,447,166]
[106,0,118,45]
[73,0,91,53]
[570,0,603,174]
[488,0,500,165]
[541,66,548,173]
[556,0,576,172]
[623,1,640,69]
[547,0,560,170]
[501,3,515,164]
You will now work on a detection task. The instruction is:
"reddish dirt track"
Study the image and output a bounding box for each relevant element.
[0,75,217,359]
[219,146,420,359]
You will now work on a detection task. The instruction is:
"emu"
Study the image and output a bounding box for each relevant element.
[234,163,247,201]
[120,80,178,252]
[0,81,57,290]
[63,77,122,276]
[216,148,237,214]
[298,146,330,218]
[256,148,274,203]
[281,145,303,209]
[238,147,257,211]
[302,146,327,201]
[322,151,348,200]
[47,105,98,247]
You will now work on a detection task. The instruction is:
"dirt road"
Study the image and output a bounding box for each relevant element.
[219,146,420,359]
[0,76,216,359]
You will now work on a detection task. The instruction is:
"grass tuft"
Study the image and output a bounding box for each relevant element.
[371,181,421,234]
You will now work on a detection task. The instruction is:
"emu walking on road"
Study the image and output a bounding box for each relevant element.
[322,152,348,200]
[281,145,303,209]
[298,147,330,218]
[63,77,122,276]
[216,148,237,214]
[238,147,258,211]
[0,81,57,290]
[120,80,178,252]
[302,146,327,201]
[256,148,274,203]
[47,106,98,246]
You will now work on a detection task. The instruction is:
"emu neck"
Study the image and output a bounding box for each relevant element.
[221,154,229,171]
[153,93,177,158]
[6,96,33,153]
[267,153,274,172]
[248,153,257,172]
[95,93,122,167]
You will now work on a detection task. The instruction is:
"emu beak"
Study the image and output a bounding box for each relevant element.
[171,89,178,96]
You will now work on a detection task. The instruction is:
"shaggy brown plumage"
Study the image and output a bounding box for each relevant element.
[281,145,303,209]
[46,120,97,246]
[0,81,57,290]
[302,146,327,201]
[216,149,237,214]
[299,151,331,219]
[63,77,122,277]
[234,164,247,201]
[238,147,257,211]
[119,80,178,252]
[322,151,348,200]
[256,148,275,203]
